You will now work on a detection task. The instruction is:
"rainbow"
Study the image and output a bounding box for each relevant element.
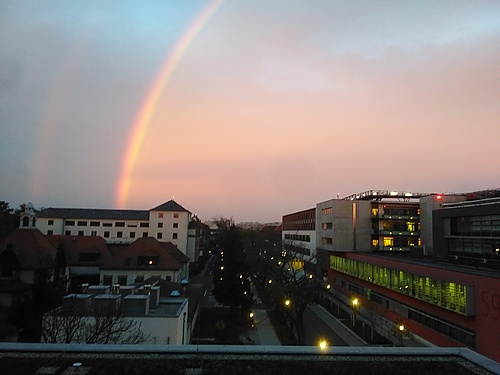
[116,0,223,208]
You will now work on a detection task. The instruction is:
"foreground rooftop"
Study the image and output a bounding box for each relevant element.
[0,343,499,375]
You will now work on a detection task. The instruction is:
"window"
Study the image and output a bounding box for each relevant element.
[139,256,157,266]
[158,222,163,228]
[140,222,149,228]
[117,231,123,238]
[322,222,333,230]
[158,212,164,218]
[173,223,178,228]
[48,220,54,226]
[90,221,100,227]
[321,207,332,215]
[172,233,178,240]
[103,222,112,227]
[77,221,87,226]
[115,222,125,227]
[321,237,333,245]
[91,231,97,236]
[143,232,148,238]
[157,233,163,239]
[173,213,179,218]
[65,220,75,226]
[104,231,110,238]
[65,230,71,235]
[117,275,127,286]
[383,237,394,247]
[103,275,113,285]
[130,231,135,239]
[127,224,137,227]
[78,231,84,236]
[47,230,53,235]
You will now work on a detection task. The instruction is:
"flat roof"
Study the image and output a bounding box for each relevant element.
[0,344,498,374]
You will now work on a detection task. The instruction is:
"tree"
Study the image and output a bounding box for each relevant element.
[41,298,150,344]
[212,223,252,313]
[0,201,20,239]
[0,244,21,278]
[246,231,320,344]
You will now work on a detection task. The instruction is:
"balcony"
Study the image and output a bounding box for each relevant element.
[371,229,420,236]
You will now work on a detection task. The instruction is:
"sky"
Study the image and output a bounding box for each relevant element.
[1,0,499,223]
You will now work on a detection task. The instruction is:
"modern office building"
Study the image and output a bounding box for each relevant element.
[282,188,500,362]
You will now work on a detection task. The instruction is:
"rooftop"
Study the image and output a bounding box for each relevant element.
[0,344,498,375]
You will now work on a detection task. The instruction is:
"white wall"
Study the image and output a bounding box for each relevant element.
[148,211,190,254]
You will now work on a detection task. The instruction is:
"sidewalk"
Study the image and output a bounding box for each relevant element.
[241,309,281,345]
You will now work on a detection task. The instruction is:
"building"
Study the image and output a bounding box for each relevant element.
[36,200,192,256]
[282,208,316,265]
[42,284,189,345]
[282,188,500,362]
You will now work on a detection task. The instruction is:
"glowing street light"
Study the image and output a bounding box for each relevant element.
[351,297,359,326]
[352,297,359,308]
[284,299,291,307]
[318,339,328,350]
[398,324,405,332]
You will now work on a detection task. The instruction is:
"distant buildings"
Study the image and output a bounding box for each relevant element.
[282,188,500,362]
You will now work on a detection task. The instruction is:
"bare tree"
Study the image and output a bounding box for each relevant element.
[42,297,150,344]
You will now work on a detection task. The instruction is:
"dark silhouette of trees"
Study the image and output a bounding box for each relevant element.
[0,201,20,239]
[212,222,252,313]
[0,244,20,277]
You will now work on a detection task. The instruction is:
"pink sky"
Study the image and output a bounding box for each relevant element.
[1,1,499,222]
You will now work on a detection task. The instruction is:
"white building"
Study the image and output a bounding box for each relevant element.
[42,284,189,345]
[36,200,192,256]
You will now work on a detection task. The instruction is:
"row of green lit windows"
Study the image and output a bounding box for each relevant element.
[330,256,470,315]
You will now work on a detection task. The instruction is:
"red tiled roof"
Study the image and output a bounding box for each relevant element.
[0,229,56,269]
[104,237,186,271]
[51,235,110,265]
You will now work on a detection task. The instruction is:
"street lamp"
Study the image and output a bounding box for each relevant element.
[284,299,291,307]
[318,339,328,351]
[396,323,406,346]
[351,297,359,326]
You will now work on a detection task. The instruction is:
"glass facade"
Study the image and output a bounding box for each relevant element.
[330,255,473,316]
[448,215,500,256]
